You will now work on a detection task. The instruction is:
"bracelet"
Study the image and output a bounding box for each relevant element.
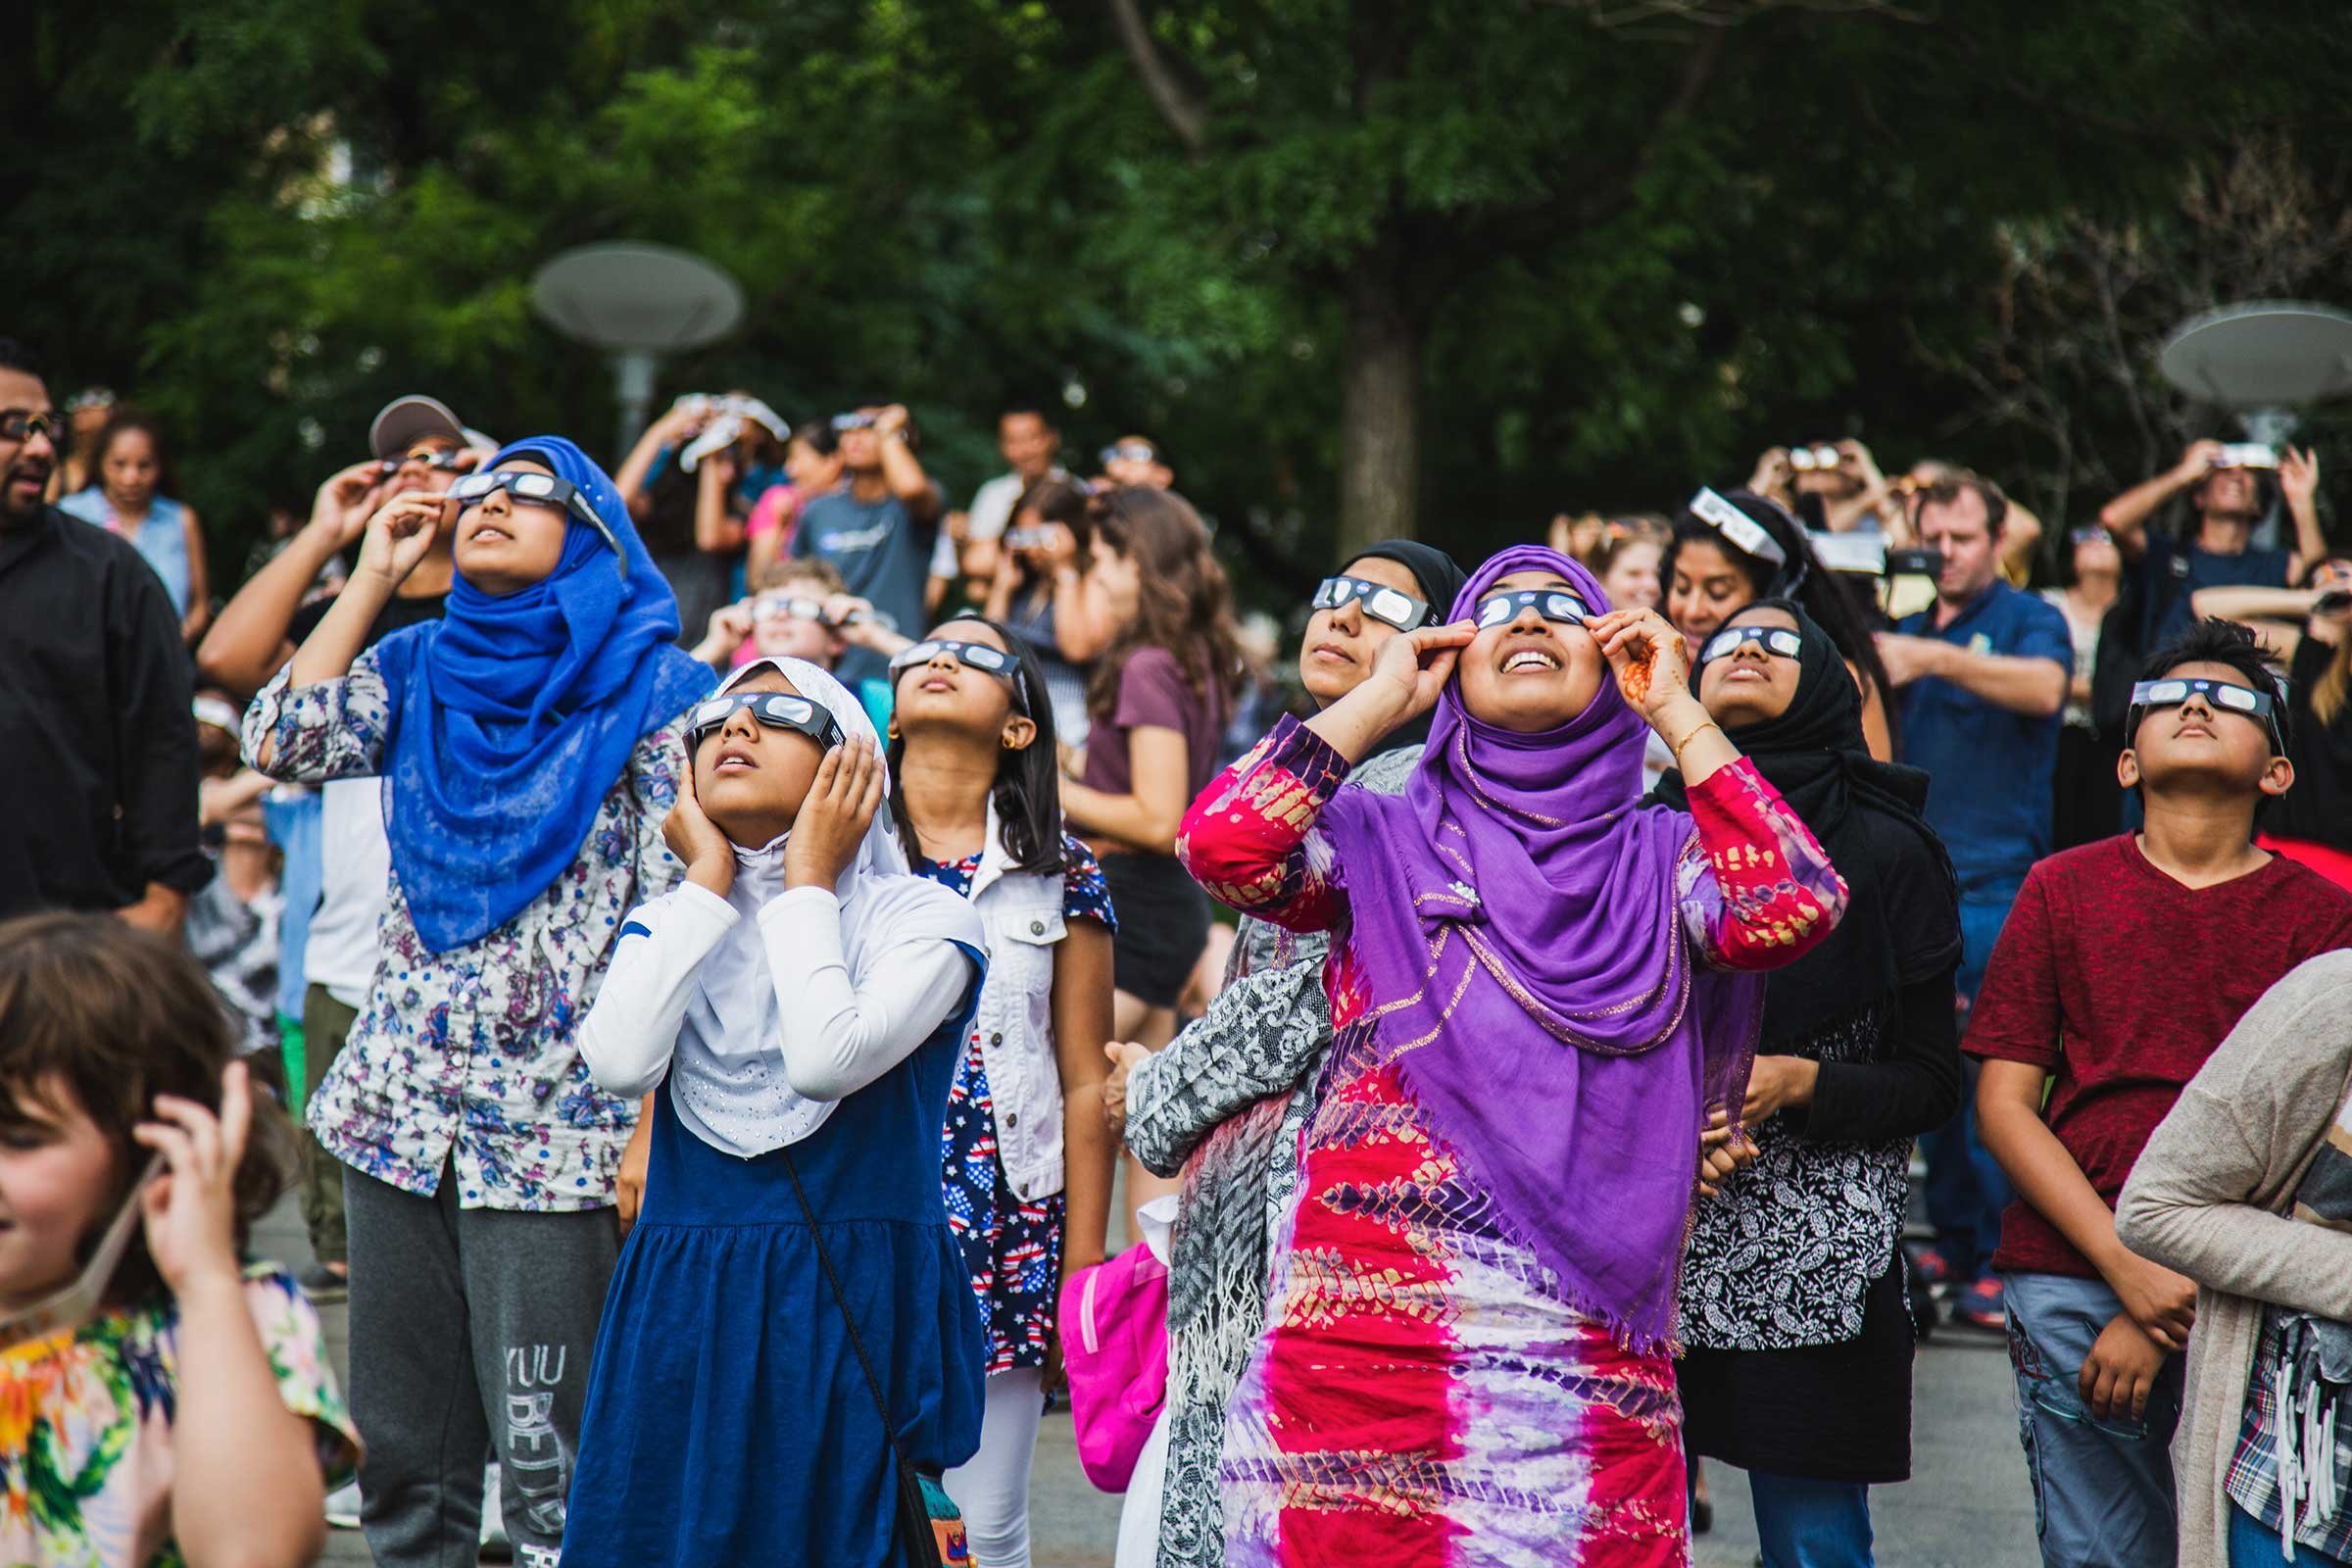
[1667,717,1722,756]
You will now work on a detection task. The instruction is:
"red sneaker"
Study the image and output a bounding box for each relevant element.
[1905,1242,1956,1290]
[1954,1277,2007,1332]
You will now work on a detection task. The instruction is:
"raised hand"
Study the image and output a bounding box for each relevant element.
[784,738,885,893]
[1589,607,1692,721]
[355,489,447,588]
[2280,445,2321,507]
[313,460,391,548]
[663,765,737,897]
[134,1061,252,1296]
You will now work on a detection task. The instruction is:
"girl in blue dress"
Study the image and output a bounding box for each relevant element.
[885,617,1118,1566]
[565,654,988,1566]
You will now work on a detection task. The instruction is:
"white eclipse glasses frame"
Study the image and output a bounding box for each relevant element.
[1475,586,1593,629]
[1700,624,1805,665]
[449,469,620,558]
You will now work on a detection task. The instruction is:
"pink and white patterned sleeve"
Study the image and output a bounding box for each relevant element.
[1673,758,1848,971]
[1176,715,1353,935]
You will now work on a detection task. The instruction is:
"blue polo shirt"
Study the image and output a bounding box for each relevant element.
[1895,580,2075,887]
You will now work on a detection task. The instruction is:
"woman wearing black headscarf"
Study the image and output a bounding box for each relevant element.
[1106,539,1467,1568]
[1654,598,1963,1566]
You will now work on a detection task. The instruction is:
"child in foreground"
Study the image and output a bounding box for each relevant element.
[1970,618,2352,1568]
[0,911,358,1568]
[565,656,988,1566]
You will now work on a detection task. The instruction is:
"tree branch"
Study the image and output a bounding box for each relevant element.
[1104,0,1208,155]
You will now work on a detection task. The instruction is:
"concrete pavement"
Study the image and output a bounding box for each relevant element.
[268,1194,2038,1566]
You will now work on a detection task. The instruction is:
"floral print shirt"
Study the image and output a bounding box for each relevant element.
[245,656,687,1210]
[0,1265,359,1568]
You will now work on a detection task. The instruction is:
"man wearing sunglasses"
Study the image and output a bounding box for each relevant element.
[790,402,942,687]
[0,336,207,936]
[196,393,495,1316]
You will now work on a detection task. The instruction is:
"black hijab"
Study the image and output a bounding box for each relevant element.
[1652,599,1961,1043]
[1340,539,1470,757]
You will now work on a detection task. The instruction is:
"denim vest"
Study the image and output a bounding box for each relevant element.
[59,489,193,615]
[964,802,1073,1200]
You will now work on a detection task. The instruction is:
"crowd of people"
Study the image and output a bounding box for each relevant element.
[0,325,2349,1568]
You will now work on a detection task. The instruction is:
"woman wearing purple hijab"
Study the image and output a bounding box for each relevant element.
[1176,544,1848,1564]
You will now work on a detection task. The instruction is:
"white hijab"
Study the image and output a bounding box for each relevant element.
[666,656,983,1158]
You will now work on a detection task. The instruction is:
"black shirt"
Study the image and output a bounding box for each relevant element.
[2270,633,2352,853]
[0,505,208,917]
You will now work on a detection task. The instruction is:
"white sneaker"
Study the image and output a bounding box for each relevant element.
[323,1480,362,1530]
[481,1462,512,1553]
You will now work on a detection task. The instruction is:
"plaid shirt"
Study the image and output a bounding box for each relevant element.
[2226,1312,2352,1561]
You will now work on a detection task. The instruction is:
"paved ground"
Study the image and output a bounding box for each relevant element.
[269,1193,2038,1567]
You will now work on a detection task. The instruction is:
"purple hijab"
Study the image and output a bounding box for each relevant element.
[1317,544,1763,1349]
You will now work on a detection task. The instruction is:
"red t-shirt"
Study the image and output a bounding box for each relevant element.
[1965,834,2352,1278]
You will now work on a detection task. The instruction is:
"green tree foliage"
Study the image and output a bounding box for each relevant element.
[10,0,2347,600]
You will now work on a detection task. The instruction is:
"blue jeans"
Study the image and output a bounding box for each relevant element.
[2007,1273,2183,1568]
[1749,1472,1875,1568]
[1921,873,2023,1282]
[2230,1502,2352,1567]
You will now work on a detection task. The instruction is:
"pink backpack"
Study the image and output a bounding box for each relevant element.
[1056,1243,1169,1493]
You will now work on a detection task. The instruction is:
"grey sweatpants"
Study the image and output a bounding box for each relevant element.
[344,1161,618,1568]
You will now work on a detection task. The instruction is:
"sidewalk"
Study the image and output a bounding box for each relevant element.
[265,1196,2034,1567]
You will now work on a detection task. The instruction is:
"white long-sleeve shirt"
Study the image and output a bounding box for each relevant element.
[581,878,973,1154]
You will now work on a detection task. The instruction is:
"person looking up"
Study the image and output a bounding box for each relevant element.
[199,394,488,1307]
[885,619,1118,1567]
[57,407,210,645]
[744,419,844,585]
[792,404,943,686]
[1661,599,1963,1567]
[567,658,986,1567]
[934,404,1067,607]
[2194,555,2352,891]
[1872,470,2074,1331]
[1970,619,2352,1568]
[1662,486,1896,760]
[1097,435,1173,492]
[1175,545,1846,1561]
[2099,441,2326,652]
[982,477,1104,742]
[0,338,205,934]
[1108,538,1465,1568]
[245,435,713,1567]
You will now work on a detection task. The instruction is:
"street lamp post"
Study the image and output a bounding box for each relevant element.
[528,242,746,461]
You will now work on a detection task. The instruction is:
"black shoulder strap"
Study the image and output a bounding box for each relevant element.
[776,1142,941,1567]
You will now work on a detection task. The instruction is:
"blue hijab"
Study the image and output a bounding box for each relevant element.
[373,435,715,953]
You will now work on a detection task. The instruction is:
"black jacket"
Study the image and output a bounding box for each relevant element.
[0,505,207,917]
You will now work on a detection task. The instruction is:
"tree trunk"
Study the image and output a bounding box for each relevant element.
[1339,246,1421,555]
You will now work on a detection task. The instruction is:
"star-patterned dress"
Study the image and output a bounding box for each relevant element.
[916,836,1115,1373]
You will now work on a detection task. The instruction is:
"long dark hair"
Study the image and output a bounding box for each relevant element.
[1084,487,1242,719]
[1665,487,1895,725]
[886,616,1068,876]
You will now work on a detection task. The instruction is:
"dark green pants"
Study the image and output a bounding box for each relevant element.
[298,983,358,1265]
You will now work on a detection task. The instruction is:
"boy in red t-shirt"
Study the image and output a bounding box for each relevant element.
[1968,618,2352,1568]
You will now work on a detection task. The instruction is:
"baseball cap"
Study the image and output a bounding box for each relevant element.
[370,395,495,460]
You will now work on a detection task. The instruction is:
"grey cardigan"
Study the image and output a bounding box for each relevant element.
[2116,951,2352,1568]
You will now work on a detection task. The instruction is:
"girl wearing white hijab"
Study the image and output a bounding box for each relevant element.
[564,656,989,1567]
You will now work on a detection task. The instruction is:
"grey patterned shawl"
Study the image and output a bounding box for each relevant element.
[1123,743,1421,1568]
